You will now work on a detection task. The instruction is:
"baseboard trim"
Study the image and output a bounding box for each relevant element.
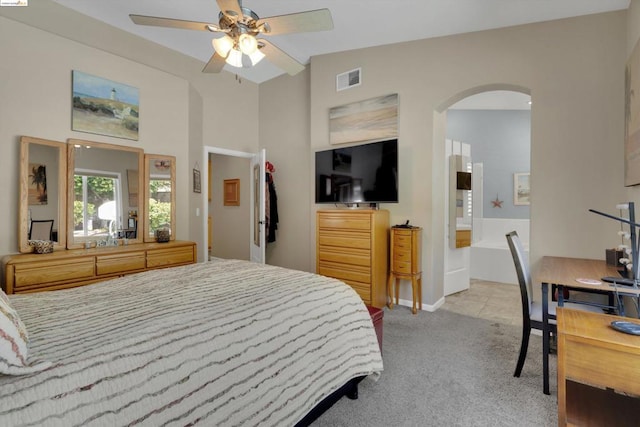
[395,296,445,312]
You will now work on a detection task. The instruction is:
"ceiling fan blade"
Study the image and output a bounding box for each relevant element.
[202,52,226,73]
[257,9,333,35]
[216,0,243,20]
[258,39,305,76]
[130,14,218,32]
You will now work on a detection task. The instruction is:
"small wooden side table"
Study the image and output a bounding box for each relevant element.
[387,226,422,314]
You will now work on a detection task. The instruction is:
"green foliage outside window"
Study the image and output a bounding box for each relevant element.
[148,199,171,230]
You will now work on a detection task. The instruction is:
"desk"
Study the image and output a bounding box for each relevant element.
[535,256,640,395]
[557,308,640,426]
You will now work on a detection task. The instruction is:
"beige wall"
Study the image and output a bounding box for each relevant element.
[306,12,627,307]
[0,1,260,260]
[259,70,312,271]
[0,15,190,255]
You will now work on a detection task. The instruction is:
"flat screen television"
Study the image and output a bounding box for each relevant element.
[315,139,398,204]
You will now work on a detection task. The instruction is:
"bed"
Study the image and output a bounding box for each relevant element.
[0,259,383,426]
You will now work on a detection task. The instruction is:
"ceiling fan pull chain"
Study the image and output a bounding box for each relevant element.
[235,74,242,84]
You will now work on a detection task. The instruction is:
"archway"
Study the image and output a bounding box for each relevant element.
[433,84,531,297]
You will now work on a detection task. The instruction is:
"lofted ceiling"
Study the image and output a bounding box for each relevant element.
[50,0,630,86]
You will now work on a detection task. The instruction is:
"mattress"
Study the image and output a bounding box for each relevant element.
[0,259,383,426]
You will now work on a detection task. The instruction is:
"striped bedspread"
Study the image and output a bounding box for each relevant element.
[0,259,383,426]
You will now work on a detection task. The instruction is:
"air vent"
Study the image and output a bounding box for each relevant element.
[336,68,361,91]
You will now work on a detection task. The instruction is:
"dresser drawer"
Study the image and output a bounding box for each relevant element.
[342,280,371,304]
[318,230,371,250]
[393,249,412,263]
[318,246,371,267]
[393,261,413,274]
[318,213,371,231]
[96,252,146,276]
[318,261,371,284]
[13,258,95,289]
[147,246,195,268]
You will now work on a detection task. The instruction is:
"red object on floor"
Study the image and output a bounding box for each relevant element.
[366,305,384,353]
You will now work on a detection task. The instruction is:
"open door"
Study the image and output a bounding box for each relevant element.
[250,149,266,263]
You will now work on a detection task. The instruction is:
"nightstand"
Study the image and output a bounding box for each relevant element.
[387,227,422,314]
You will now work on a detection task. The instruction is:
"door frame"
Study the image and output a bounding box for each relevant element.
[201,146,265,263]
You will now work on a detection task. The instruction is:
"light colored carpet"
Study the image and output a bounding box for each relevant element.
[312,305,557,426]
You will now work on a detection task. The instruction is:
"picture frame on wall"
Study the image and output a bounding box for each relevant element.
[224,178,240,206]
[514,172,530,205]
[72,70,139,141]
[193,168,201,193]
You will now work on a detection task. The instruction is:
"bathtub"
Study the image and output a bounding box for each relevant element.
[470,219,529,284]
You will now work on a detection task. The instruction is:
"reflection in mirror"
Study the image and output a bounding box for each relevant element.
[67,139,143,248]
[144,154,176,242]
[19,136,67,253]
[449,154,473,249]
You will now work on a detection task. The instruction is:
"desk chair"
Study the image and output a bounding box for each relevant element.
[506,231,602,394]
[29,219,54,241]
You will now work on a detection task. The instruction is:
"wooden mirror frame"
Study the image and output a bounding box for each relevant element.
[144,154,176,242]
[66,139,144,249]
[19,136,67,253]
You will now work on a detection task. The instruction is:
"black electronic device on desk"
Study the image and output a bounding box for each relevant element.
[394,220,415,229]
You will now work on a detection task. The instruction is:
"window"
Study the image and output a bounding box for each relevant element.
[73,170,121,239]
[148,176,172,234]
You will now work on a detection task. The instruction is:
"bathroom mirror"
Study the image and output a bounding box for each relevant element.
[449,154,473,249]
[18,136,67,253]
[144,154,176,242]
[67,139,144,249]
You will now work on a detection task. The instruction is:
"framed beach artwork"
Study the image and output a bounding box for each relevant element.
[72,70,139,140]
[625,38,640,186]
[514,173,530,206]
[329,93,398,145]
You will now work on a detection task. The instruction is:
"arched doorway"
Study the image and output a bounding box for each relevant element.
[433,84,532,302]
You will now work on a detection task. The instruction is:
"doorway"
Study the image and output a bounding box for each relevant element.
[444,90,531,293]
[202,146,265,263]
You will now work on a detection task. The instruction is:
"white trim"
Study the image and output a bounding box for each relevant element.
[395,296,445,312]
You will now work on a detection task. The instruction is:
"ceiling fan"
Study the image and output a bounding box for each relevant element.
[130,0,333,75]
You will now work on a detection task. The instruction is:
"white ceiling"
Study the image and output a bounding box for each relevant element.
[51,0,629,86]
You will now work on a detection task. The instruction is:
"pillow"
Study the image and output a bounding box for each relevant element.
[0,290,51,375]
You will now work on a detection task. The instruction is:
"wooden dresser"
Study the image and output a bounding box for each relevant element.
[2,240,196,294]
[316,209,389,308]
[388,226,422,314]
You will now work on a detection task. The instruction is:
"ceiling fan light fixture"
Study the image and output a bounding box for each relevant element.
[212,35,234,57]
[225,48,243,68]
[238,33,258,55]
[248,48,265,66]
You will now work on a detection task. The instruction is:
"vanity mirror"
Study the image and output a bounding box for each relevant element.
[19,136,67,253]
[67,139,144,249]
[144,154,176,242]
[449,154,473,249]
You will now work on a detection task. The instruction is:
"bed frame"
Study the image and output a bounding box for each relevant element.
[295,376,364,426]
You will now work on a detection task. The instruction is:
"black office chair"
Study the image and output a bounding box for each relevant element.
[29,219,54,241]
[506,231,601,394]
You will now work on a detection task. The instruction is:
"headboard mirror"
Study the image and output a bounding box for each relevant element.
[67,139,144,249]
[19,136,68,253]
[144,154,176,242]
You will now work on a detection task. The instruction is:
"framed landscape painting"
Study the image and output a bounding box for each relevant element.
[72,71,139,140]
[329,93,398,145]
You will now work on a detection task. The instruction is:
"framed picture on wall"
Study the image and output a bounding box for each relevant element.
[193,168,201,193]
[514,173,530,205]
